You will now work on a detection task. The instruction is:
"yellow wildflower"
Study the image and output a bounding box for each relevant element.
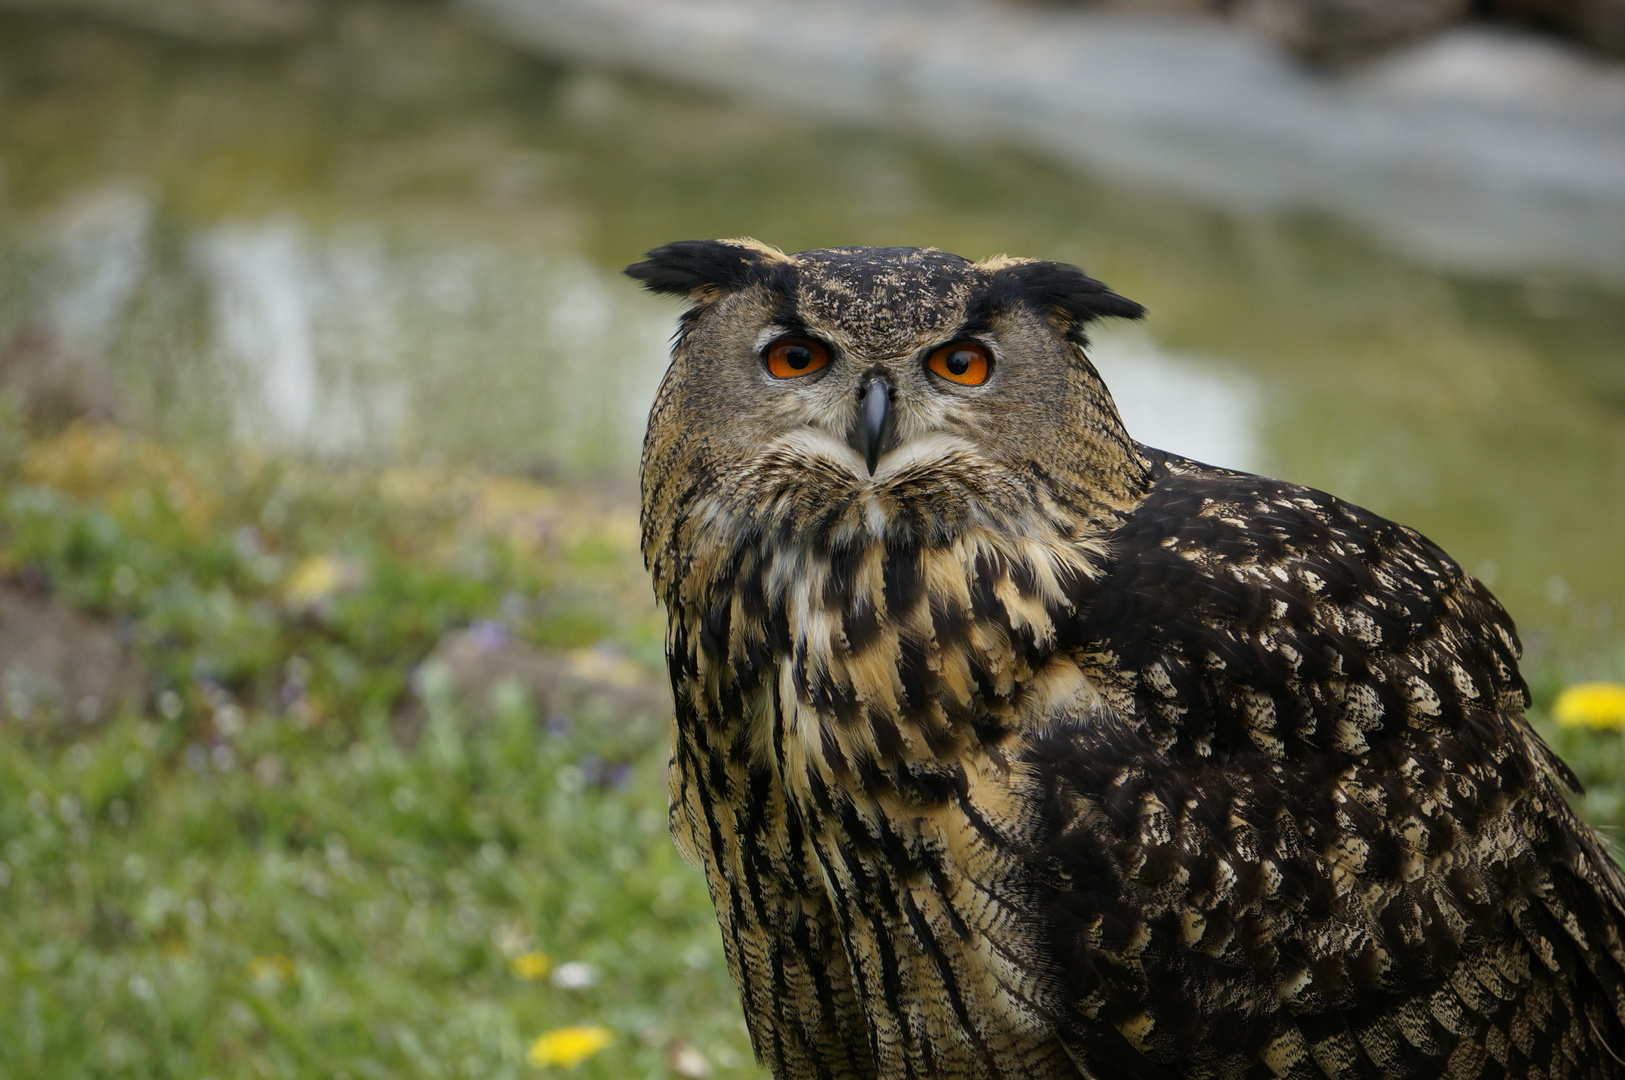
[246,954,296,984]
[510,951,552,980]
[566,646,648,690]
[527,1026,612,1069]
[22,422,214,530]
[283,555,361,609]
[1554,682,1625,729]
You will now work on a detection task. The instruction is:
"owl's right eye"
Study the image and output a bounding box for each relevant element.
[764,338,830,379]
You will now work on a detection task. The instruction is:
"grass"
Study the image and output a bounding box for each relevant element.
[0,700,755,1079]
[0,419,1621,1079]
[0,421,762,1079]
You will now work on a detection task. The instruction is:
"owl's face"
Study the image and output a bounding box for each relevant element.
[631,240,1147,577]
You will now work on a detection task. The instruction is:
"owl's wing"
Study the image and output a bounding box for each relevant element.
[1036,450,1625,1080]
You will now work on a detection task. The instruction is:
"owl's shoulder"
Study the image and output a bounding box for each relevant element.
[1072,447,1533,762]
[1032,453,1625,1078]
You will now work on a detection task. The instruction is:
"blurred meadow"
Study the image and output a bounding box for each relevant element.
[0,1,1623,1077]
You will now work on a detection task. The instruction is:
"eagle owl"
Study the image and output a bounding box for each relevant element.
[628,239,1625,1080]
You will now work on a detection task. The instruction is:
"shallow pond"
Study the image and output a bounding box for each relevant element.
[1,3,1622,669]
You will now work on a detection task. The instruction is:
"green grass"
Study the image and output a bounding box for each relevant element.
[0,699,758,1079]
[0,422,762,1079]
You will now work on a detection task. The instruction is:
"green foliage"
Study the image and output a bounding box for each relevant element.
[0,426,757,1079]
[0,701,756,1079]
[0,426,656,727]
[1539,720,1625,835]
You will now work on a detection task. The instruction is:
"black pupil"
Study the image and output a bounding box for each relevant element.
[946,349,974,376]
[784,345,812,370]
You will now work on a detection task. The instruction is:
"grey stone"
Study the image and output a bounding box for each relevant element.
[0,581,148,728]
[398,624,671,742]
[459,0,1625,283]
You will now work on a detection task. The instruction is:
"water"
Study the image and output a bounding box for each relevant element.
[1,3,1621,668]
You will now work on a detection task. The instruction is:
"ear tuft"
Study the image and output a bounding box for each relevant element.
[970,258,1144,341]
[624,238,788,301]
[1006,261,1146,323]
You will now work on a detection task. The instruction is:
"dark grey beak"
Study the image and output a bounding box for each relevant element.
[857,376,894,476]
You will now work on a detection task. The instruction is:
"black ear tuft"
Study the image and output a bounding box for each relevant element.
[1007,261,1145,323]
[624,239,784,300]
[968,259,1144,341]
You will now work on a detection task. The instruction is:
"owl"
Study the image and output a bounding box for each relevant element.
[627,239,1625,1080]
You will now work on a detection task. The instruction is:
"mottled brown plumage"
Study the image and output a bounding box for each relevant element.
[627,238,1625,1080]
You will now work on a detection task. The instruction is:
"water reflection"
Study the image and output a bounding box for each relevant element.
[16,185,670,470]
[199,220,332,448]
[0,6,1620,666]
[1090,332,1257,473]
[41,186,152,353]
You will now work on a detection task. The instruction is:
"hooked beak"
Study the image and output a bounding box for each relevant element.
[857,375,895,476]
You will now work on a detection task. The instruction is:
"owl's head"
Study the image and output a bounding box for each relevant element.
[629,239,1151,588]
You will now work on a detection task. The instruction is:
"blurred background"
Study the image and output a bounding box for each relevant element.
[0,0,1622,1076]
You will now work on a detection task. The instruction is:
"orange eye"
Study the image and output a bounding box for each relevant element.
[927,341,991,386]
[764,337,830,379]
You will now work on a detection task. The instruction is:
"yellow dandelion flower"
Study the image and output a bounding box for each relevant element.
[566,646,649,690]
[1555,682,1625,729]
[527,1026,612,1069]
[283,555,362,609]
[284,556,343,607]
[246,954,296,984]
[510,951,552,980]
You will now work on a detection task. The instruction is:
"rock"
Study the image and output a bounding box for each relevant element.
[398,623,671,742]
[1233,0,1468,61]
[1480,0,1625,57]
[463,0,1625,283]
[0,326,122,433]
[1038,0,1623,58]
[0,579,149,727]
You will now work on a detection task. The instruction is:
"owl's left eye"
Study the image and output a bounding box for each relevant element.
[764,337,830,379]
[927,341,992,386]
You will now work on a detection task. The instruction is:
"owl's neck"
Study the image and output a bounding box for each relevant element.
[653,451,1137,780]
[644,423,1153,605]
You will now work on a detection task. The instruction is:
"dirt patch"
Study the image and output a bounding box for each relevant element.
[0,327,122,433]
[0,579,149,727]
